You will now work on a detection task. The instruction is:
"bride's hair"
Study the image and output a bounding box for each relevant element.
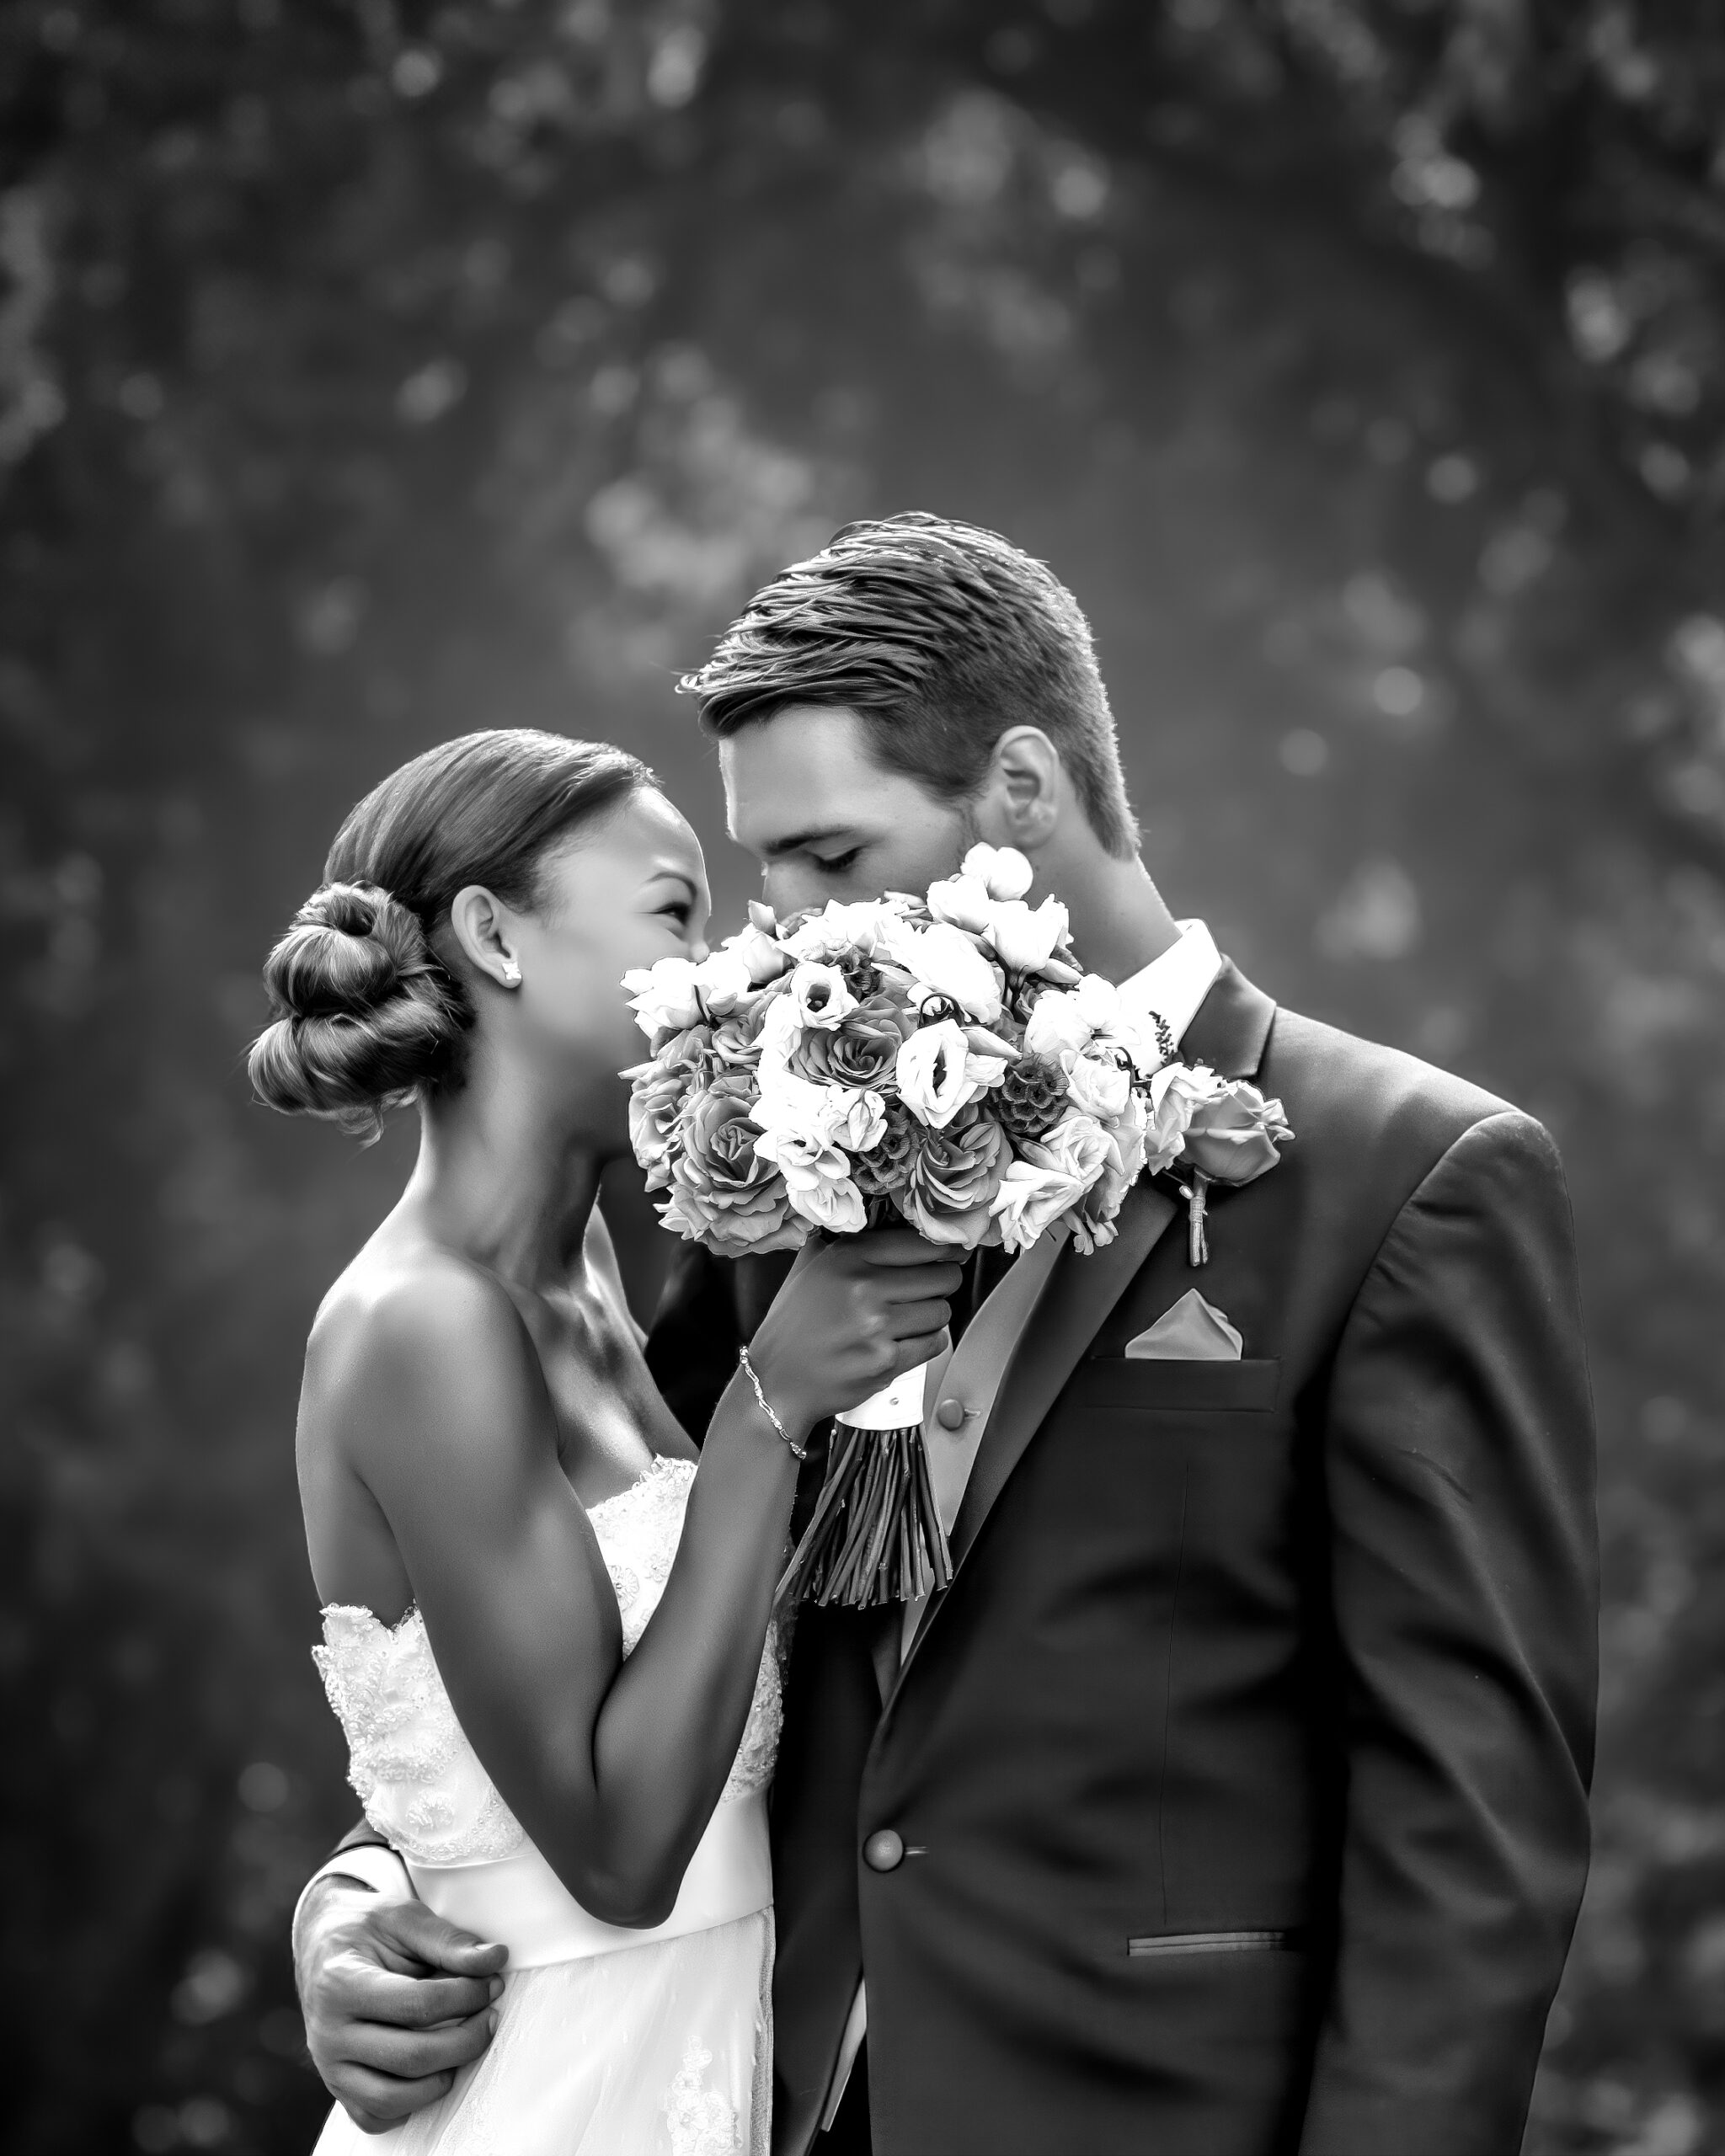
[249,729,652,1136]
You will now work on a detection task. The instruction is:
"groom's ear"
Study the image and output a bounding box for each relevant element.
[973,726,1063,853]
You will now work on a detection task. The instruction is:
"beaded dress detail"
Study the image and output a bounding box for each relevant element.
[315,1458,781,1862]
[311,1457,777,2156]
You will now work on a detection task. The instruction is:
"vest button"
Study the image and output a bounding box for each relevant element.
[933,1397,966,1431]
[862,1828,905,1873]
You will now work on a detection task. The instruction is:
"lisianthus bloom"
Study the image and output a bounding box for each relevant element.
[661,1081,802,1253]
[900,921,1006,1026]
[926,869,994,935]
[987,895,1070,975]
[688,947,756,1016]
[1181,1079,1291,1185]
[785,960,857,1031]
[782,898,905,964]
[962,843,1034,901]
[624,956,705,1038]
[751,1074,879,1233]
[896,1018,1007,1129]
[991,1111,1114,1253]
[1023,987,1094,1060]
[729,920,791,987]
[895,1111,1007,1249]
[1071,1097,1149,1253]
[790,995,912,1091]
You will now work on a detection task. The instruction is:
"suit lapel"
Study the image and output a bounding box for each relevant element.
[1182,958,1274,1082]
[890,957,1279,1689]
[946,1179,1179,1577]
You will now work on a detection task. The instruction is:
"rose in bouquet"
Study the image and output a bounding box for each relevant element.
[622,845,1290,1606]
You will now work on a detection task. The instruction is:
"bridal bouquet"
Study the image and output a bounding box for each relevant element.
[622,845,1288,1608]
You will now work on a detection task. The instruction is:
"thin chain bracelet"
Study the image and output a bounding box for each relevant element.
[738,1346,809,1461]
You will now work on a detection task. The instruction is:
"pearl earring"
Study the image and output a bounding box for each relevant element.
[501,961,521,986]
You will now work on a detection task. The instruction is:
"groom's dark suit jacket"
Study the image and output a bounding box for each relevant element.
[647,962,1598,2156]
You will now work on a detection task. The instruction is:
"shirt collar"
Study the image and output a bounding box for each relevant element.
[1114,920,1222,1053]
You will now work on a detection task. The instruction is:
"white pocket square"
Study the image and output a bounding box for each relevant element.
[1124,1289,1243,1362]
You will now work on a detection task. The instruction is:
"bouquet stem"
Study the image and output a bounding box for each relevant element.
[775,1359,953,1610]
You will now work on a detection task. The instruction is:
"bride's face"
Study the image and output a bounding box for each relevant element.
[500,787,710,1140]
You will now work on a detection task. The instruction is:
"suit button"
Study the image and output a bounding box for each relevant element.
[933,1397,966,1431]
[863,1828,905,1872]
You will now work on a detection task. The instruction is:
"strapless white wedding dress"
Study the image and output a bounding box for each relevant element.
[311,1457,781,2156]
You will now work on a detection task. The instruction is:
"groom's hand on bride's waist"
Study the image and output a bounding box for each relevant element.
[295,1874,507,2132]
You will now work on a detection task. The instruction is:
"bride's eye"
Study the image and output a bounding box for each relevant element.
[813,847,861,877]
[659,899,692,929]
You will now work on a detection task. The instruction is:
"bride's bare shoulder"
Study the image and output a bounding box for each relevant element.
[303,1238,538,1444]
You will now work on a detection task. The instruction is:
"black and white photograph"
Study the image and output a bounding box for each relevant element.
[6,4,1723,2153]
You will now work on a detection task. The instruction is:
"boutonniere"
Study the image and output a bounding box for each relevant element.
[1144,1059,1293,1265]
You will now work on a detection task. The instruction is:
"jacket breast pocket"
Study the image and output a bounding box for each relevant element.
[1079,1357,1281,1414]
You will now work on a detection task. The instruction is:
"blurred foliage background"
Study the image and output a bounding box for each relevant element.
[3,1,1725,2150]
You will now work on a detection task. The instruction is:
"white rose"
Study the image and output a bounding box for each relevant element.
[622,957,704,1038]
[988,895,1070,974]
[785,960,856,1031]
[962,842,1034,901]
[1071,1103,1146,1255]
[729,921,790,987]
[905,921,1005,1025]
[990,1113,1114,1251]
[927,872,995,934]
[991,1163,1083,1253]
[1023,988,1095,1059]
[1061,1044,1132,1120]
[896,1019,988,1129]
[1144,1059,1226,1175]
[1030,1111,1114,1198]
[781,910,850,963]
[693,947,755,1015]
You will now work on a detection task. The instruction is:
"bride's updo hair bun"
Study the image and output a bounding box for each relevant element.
[249,880,465,1134]
[248,729,653,1138]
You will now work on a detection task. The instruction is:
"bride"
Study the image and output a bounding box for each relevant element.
[251,728,959,2155]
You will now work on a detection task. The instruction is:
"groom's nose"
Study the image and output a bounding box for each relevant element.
[762,863,817,915]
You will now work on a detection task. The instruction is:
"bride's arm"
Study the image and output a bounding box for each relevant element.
[330,1230,956,1928]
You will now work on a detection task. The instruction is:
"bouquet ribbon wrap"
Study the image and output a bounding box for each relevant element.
[776,1357,953,1610]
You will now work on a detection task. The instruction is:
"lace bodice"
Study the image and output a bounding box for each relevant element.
[314,1456,782,1868]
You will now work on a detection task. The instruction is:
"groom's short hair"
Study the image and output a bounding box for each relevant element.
[680,513,1139,858]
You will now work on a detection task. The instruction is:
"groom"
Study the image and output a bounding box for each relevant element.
[292,514,1597,2153]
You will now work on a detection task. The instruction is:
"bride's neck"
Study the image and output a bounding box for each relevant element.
[403,1072,606,1294]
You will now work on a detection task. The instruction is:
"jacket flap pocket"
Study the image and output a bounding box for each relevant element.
[1079,1357,1280,1412]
